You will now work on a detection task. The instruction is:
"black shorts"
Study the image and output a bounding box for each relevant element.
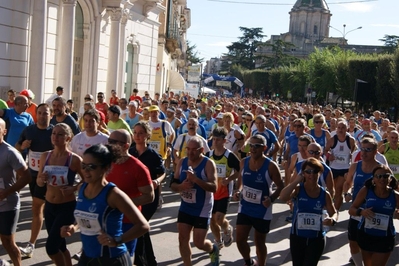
[78,250,132,266]
[357,229,395,253]
[28,175,47,200]
[0,210,19,235]
[331,168,348,179]
[212,197,230,214]
[177,211,209,230]
[347,217,360,241]
[236,213,271,234]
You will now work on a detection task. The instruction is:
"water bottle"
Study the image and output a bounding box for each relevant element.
[322,209,330,233]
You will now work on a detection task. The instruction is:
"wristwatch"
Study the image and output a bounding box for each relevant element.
[114,235,123,246]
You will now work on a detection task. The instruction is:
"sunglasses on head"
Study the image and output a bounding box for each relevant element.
[249,143,265,149]
[82,163,103,171]
[375,173,392,179]
[307,150,321,155]
[360,147,375,152]
[303,169,318,174]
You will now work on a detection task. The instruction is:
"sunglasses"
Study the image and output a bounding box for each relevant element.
[82,163,103,171]
[294,124,303,128]
[108,139,126,145]
[375,173,392,179]
[314,121,323,124]
[303,169,318,174]
[307,150,321,155]
[249,143,265,149]
[360,147,375,152]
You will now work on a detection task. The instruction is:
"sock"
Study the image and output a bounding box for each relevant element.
[352,252,363,266]
[28,242,34,248]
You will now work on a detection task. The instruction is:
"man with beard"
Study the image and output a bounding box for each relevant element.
[50,97,80,135]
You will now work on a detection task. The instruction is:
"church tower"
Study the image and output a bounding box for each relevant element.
[287,0,332,46]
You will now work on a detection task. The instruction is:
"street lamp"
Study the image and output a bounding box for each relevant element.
[329,24,362,45]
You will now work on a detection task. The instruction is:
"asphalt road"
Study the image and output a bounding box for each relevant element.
[0,182,398,266]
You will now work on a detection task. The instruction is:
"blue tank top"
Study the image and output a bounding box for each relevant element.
[75,182,126,258]
[358,188,396,237]
[43,151,76,186]
[295,161,330,188]
[353,161,374,201]
[238,157,273,220]
[310,129,327,149]
[292,183,326,238]
[125,114,140,128]
[179,157,213,218]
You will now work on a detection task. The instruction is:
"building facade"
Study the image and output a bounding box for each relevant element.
[0,0,189,107]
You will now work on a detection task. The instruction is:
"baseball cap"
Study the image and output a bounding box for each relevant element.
[149,105,160,112]
[215,105,222,111]
[128,101,138,108]
[20,89,35,100]
[216,112,224,119]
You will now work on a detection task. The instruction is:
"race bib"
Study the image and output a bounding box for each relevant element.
[29,150,42,172]
[335,153,350,165]
[364,213,389,231]
[44,165,69,187]
[74,210,101,236]
[181,189,197,203]
[389,164,399,174]
[216,164,227,178]
[297,213,322,231]
[149,141,161,153]
[242,186,262,204]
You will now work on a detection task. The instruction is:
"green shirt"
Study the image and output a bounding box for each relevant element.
[107,118,132,134]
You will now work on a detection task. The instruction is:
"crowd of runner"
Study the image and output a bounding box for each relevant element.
[0,87,398,266]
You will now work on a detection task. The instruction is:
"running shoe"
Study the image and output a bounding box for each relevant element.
[19,243,34,258]
[223,225,234,247]
[209,243,220,266]
[0,259,10,266]
[73,249,82,260]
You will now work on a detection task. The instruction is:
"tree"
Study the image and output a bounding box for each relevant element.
[259,39,300,69]
[379,35,399,54]
[225,27,266,70]
[186,41,203,65]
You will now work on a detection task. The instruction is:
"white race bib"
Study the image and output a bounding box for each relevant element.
[297,213,322,231]
[149,141,161,153]
[44,165,69,186]
[216,164,227,178]
[364,213,389,231]
[74,210,101,236]
[242,186,262,204]
[29,150,43,172]
[181,189,197,203]
[335,153,350,165]
[389,164,399,174]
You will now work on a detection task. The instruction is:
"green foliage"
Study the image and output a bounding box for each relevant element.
[186,41,203,64]
[379,35,399,54]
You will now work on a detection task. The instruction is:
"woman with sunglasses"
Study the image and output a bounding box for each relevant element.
[280,157,338,266]
[61,144,149,266]
[234,135,283,266]
[349,165,399,266]
[37,123,84,266]
[307,113,331,152]
[129,121,165,266]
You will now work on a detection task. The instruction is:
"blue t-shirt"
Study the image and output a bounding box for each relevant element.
[3,108,34,147]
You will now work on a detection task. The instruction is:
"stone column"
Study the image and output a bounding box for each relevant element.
[117,10,129,98]
[105,7,122,98]
[57,0,76,99]
[28,0,47,103]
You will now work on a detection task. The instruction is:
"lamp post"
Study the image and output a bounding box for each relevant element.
[329,24,362,46]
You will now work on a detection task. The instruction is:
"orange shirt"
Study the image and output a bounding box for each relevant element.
[26,103,37,122]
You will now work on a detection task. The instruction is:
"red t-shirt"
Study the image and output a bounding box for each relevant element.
[95,102,109,123]
[129,95,142,104]
[231,111,239,124]
[106,156,152,223]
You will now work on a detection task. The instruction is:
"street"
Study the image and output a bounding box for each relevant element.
[0,182,398,266]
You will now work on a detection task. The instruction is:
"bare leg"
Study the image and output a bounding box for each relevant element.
[1,234,21,266]
[177,223,193,266]
[29,197,45,244]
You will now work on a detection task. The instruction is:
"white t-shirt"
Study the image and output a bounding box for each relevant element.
[70,131,109,157]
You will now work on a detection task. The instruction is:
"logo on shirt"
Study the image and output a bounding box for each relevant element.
[314,201,322,211]
[89,203,97,213]
[384,200,393,209]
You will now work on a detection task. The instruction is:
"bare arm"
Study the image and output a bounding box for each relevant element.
[280,172,302,202]
[133,184,154,206]
[186,159,217,193]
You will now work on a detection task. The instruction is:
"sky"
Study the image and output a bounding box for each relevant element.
[186,0,399,62]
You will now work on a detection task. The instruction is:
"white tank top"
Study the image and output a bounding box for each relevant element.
[330,135,351,170]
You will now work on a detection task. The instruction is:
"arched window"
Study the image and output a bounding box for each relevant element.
[75,2,84,39]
